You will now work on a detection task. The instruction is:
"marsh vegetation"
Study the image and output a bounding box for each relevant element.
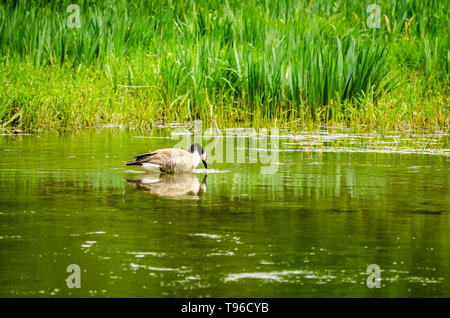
[0,0,448,130]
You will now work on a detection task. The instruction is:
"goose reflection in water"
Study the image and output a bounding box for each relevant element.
[126,173,207,199]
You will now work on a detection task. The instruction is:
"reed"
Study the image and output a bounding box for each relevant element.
[0,0,448,130]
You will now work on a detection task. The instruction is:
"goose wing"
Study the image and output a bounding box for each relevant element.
[126,148,188,171]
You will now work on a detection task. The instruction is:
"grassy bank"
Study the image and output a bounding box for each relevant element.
[0,0,448,131]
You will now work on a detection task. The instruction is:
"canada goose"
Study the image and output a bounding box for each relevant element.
[126,173,207,198]
[126,143,207,173]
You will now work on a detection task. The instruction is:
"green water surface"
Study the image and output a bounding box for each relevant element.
[0,128,449,297]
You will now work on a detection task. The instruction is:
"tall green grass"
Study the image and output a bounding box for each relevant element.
[0,0,448,129]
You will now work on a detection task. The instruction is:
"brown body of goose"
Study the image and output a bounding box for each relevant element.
[126,143,207,173]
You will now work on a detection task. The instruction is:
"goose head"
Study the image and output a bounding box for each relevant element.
[188,143,207,169]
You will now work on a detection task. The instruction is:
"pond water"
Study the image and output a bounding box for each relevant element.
[0,126,449,297]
